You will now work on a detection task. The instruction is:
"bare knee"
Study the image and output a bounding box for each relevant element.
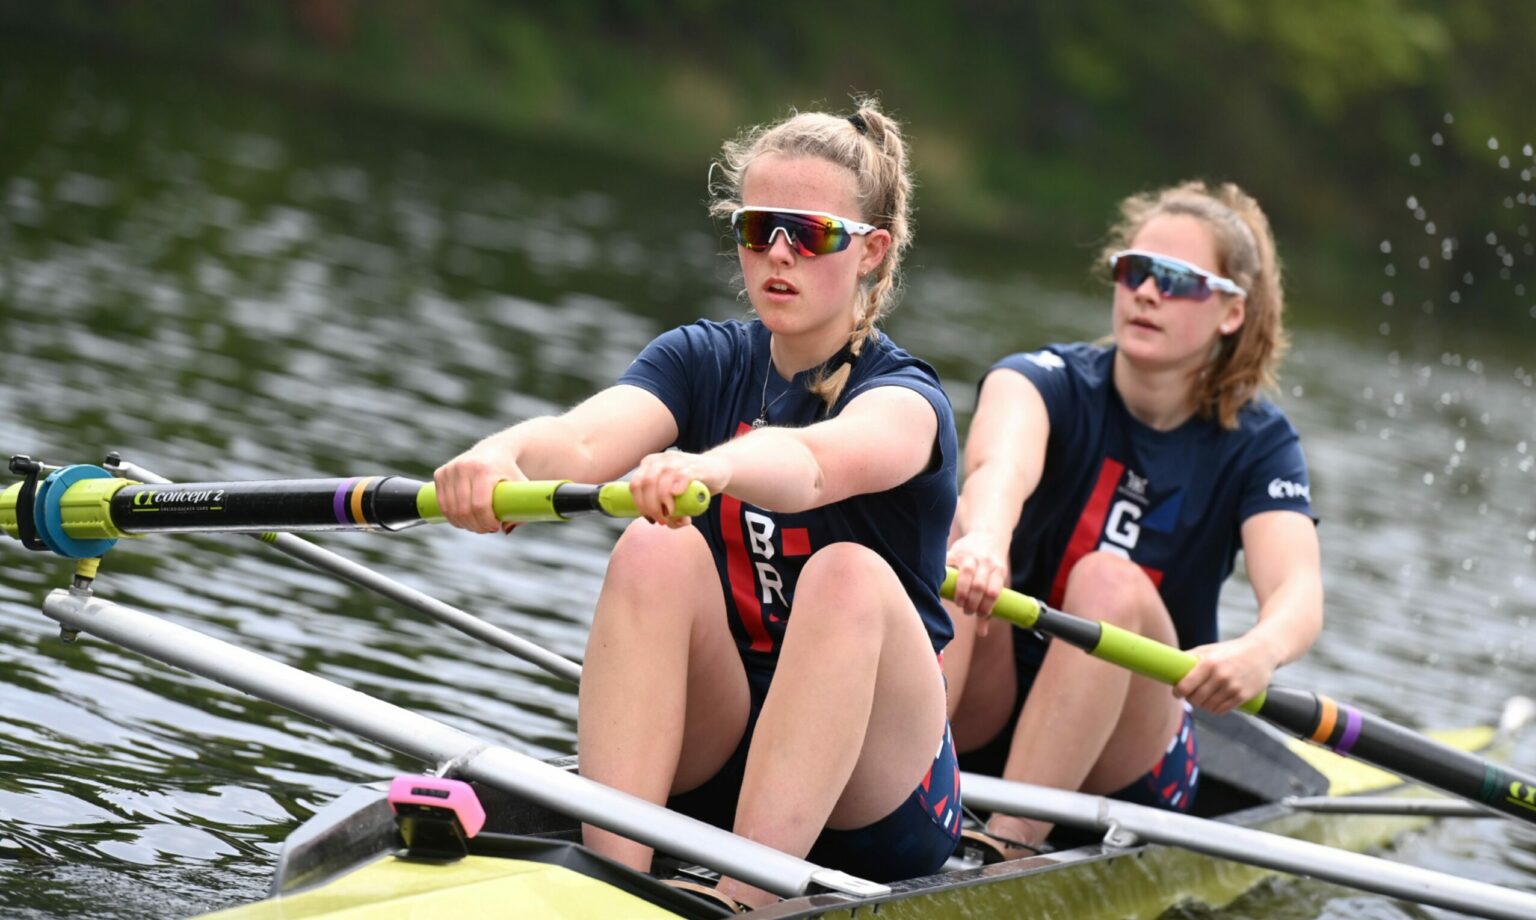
[598,520,714,628]
[792,542,895,635]
[1061,551,1162,629]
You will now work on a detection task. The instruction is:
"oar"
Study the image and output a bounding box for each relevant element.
[942,569,1536,827]
[107,458,585,686]
[1,462,711,553]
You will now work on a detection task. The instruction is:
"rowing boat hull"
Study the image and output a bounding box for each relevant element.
[202,714,1505,919]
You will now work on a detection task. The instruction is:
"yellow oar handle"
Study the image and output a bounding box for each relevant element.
[941,566,1266,715]
[418,479,712,524]
[592,480,711,520]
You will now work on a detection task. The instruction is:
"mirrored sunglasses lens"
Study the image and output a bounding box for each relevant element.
[1159,265,1210,300]
[790,215,847,255]
[734,211,775,250]
[1114,255,1212,300]
[734,212,850,256]
[1113,254,1152,290]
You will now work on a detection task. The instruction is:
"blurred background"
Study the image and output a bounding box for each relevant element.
[0,3,1533,918]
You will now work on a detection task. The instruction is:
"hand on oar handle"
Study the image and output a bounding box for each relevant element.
[423,479,712,530]
[945,531,1013,634]
[1177,637,1280,715]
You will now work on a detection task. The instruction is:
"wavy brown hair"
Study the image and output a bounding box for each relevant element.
[1102,180,1287,429]
[709,97,913,410]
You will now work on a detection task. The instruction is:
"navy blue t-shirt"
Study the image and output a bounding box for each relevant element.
[619,318,959,666]
[994,343,1314,649]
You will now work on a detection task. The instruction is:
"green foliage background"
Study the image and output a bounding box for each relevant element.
[4,0,1533,330]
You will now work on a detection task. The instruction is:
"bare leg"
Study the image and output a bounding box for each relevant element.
[985,552,1182,850]
[717,543,947,907]
[939,599,976,719]
[578,520,750,871]
[948,606,1019,750]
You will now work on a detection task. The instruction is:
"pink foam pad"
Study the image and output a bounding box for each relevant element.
[387,775,487,838]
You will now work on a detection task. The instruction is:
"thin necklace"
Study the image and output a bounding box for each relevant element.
[753,344,793,429]
[752,337,861,428]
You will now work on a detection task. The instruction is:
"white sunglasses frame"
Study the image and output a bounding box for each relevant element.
[1109,249,1247,299]
[730,207,878,254]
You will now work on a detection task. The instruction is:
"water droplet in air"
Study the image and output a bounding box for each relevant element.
[1425,221,1437,234]
[1406,195,1419,209]
[1463,272,1475,284]
[1500,156,1511,169]
[1487,232,1499,245]
[1382,291,1395,306]
[1385,264,1397,277]
[1432,132,1444,146]
[1444,113,1456,124]
[1419,256,1431,269]
[1409,153,1421,167]
[1489,136,1500,150]
[1380,240,1392,254]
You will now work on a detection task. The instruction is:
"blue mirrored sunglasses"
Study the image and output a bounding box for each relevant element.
[1109,249,1246,301]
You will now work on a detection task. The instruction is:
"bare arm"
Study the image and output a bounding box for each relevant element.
[946,369,1050,617]
[1177,509,1324,713]
[629,384,938,522]
[435,384,678,533]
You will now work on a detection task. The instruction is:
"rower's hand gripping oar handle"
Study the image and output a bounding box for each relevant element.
[416,479,713,524]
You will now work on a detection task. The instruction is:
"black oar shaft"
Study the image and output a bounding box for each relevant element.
[1257,685,1536,821]
[110,477,426,534]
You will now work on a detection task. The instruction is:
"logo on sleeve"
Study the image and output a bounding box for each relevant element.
[1024,350,1065,371]
[1268,478,1310,501]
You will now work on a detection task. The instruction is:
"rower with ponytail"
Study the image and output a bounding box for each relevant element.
[436,97,961,908]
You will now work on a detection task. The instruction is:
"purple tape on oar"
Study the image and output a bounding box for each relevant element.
[332,478,358,526]
[1333,706,1364,757]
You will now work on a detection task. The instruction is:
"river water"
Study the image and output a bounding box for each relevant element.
[1,39,1534,920]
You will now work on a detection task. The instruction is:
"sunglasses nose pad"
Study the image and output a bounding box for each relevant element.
[765,226,796,253]
[1131,272,1163,298]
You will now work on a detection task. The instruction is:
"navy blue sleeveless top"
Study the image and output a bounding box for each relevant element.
[619,318,959,666]
[993,343,1314,649]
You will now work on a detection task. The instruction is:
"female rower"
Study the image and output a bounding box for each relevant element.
[435,101,960,906]
[943,180,1323,855]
